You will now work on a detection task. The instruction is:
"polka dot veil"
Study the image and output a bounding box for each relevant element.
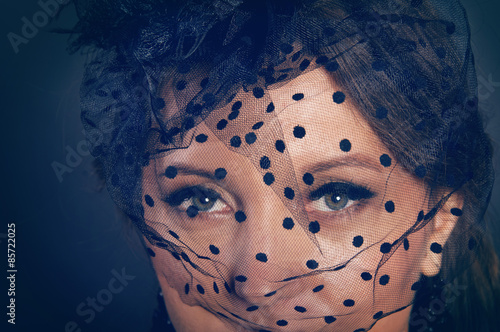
[77,0,494,331]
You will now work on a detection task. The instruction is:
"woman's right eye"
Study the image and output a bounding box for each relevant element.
[165,186,230,213]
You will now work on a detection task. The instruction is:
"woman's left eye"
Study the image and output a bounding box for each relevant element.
[308,182,375,212]
[165,186,230,213]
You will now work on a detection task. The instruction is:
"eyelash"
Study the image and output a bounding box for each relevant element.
[307,181,375,213]
[165,186,232,214]
[164,181,374,217]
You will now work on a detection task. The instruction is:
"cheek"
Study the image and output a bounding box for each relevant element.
[344,179,428,314]
[305,229,426,330]
[141,165,193,301]
[370,229,427,312]
[150,246,201,306]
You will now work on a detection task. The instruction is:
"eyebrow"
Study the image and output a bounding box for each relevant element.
[158,165,218,180]
[160,153,382,180]
[306,153,383,174]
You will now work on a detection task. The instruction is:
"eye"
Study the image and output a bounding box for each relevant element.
[185,188,220,211]
[165,186,230,213]
[323,192,350,211]
[308,182,374,212]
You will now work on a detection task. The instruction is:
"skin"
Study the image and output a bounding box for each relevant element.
[141,68,462,331]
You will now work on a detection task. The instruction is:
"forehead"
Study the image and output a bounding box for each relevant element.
[159,67,390,169]
[270,68,387,166]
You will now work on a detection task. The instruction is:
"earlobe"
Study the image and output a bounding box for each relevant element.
[421,191,464,277]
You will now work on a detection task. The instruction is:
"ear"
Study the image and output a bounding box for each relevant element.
[421,190,464,277]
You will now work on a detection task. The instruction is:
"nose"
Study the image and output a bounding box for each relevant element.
[230,181,321,305]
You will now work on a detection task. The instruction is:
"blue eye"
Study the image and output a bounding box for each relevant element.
[166,186,223,212]
[309,182,374,212]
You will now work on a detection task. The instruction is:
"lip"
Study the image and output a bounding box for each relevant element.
[216,296,356,332]
[229,276,357,321]
[271,286,356,319]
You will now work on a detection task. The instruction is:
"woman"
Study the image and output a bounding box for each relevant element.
[72,0,499,330]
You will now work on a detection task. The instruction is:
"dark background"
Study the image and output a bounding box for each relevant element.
[1,1,499,332]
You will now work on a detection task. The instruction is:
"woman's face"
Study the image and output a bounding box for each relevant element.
[141,68,437,331]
